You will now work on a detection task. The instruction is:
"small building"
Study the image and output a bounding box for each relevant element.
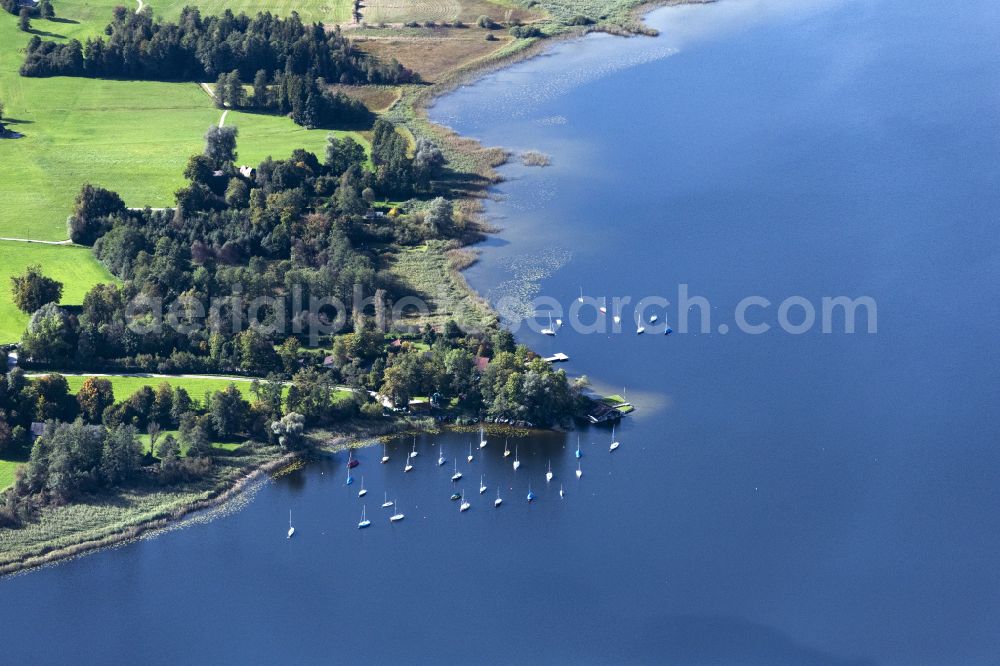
[30,422,46,440]
[474,356,490,372]
[586,401,622,424]
[239,165,256,179]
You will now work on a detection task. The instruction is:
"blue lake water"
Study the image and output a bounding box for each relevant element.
[2,0,1000,662]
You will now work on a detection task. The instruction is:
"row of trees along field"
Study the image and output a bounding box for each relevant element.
[213,69,372,130]
[18,8,416,127]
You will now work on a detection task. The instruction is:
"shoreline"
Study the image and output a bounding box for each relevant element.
[0,0,698,578]
[0,419,536,577]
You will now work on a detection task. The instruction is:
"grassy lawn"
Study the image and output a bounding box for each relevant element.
[44,373,352,403]
[0,241,118,343]
[0,459,19,492]
[0,6,366,240]
[54,375,267,402]
[222,108,370,166]
[601,394,635,414]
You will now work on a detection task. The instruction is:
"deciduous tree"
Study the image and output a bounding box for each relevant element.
[10,265,63,313]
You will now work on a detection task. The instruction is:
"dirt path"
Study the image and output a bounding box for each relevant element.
[0,237,72,245]
[136,0,144,11]
[219,109,229,127]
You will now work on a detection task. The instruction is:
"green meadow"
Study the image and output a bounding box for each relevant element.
[0,241,117,343]
[0,459,18,491]
[149,0,354,24]
[0,3,366,240]
[56,374,265,401]
[50,374,350,403]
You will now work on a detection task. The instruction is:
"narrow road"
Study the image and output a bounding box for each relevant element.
[28,371,274,384]
[219,109,229,127]
[0,237,72,245]
[136,0,144,11]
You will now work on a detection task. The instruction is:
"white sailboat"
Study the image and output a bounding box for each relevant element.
[390,502,404,522]
[503,439,511,458]
[404,453,414,473]
[649,314,658,323]
[610,424,620,452]
[467,442,474,463]
[479,426,488,449]
[578,286,584,303]
[479,474,487,494]
[382,492,393,508]
[451,459,462,481]
[513,445,520,471]
[287,510,295,539]
[559,484,565,499]
[555,318,563,328]
[358,476,367,497]
[613,315,622,324]
[438,443,446,466]
[545,460,553,483]
[494,485,503,507]
[410,436,418,458]
[460,490,471,512]
[381,442,390,464]
[576,460,582,478]
[541,312,556,335]
[358,505,371,529]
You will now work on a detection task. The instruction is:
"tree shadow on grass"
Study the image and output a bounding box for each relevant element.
[27,28,66,39]
[47,17,80,25]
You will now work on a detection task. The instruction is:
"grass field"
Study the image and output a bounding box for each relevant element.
[41,373,353,404]
[0,5,366,240]
[55,374,267,402]
[150,0,354,23]
[363,0,463,23]
[0,241,117,343]
[0,460,18,491]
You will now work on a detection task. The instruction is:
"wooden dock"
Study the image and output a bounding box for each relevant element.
[542,353,569,363]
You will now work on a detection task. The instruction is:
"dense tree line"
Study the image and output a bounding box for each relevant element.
[4,0,53,21]
[21,8,414,83]
[213,68,372,129]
